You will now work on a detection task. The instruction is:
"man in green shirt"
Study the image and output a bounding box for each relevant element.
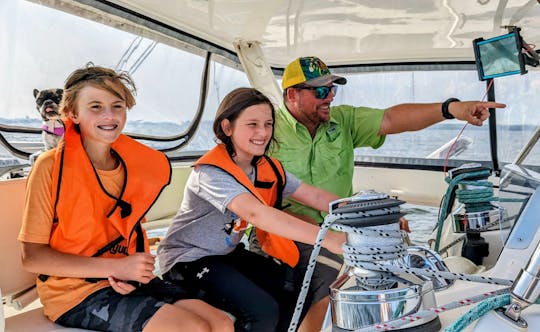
[268,56,506,331]
[271,56,505,224]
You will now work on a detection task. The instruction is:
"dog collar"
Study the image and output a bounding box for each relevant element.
[42,123,65,136]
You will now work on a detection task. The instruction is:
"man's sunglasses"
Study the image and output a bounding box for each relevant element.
[295,85,338,99]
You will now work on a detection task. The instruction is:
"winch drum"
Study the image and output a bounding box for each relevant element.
[329,268,437,330]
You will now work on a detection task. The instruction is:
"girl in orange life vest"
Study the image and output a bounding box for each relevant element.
[18,64,233,332]
[158,87,346,332]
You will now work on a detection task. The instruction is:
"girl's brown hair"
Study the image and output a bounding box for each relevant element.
[213,87,275,159]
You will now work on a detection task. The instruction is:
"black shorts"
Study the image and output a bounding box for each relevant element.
[56,284,176,332]
[164,245,291,332]
[249,231,343,304]
[294,241,343,304]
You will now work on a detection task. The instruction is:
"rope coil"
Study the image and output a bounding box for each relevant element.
[434,169,496,251]
[287,195,514,332]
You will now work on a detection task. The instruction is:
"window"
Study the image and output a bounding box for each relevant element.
[330,70,494,164]
[495,71,540,167]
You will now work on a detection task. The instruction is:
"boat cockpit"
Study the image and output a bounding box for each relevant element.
[2,1,540,331]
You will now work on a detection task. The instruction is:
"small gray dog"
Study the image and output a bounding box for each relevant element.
[33,88,64,150]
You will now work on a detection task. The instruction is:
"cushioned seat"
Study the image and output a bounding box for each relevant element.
[443,255,486,274]
[6,307,97,332]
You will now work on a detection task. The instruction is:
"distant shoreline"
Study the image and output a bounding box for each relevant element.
[1,117,537,131]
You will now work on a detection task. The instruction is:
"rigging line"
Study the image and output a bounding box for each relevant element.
[124,38,144,68]
[442,79,494,175]
[116,36,143,71]
[129,41,157,75]
[356,289,510,332]
[212,61,221,104]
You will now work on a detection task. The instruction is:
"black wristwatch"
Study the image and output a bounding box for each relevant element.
[442,98,460,119]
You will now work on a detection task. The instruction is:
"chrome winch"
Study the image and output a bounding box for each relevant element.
[327,191,442,331]
[444,163,508,265]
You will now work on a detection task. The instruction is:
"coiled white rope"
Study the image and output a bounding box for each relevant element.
[334,222,513,286]
[287,210,513,332]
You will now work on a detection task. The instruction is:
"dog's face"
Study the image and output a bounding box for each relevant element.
[33,88,63,121]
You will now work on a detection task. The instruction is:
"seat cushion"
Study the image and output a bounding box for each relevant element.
[6,308,97,332]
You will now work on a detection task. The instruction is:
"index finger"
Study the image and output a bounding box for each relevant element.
[483,102,506,109]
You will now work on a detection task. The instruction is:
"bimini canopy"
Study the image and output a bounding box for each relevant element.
[62,0,540,68]
[28,0,540,68]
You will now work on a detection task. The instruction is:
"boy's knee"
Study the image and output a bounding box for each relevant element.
[218,315,235,332]
[215,309,235,331]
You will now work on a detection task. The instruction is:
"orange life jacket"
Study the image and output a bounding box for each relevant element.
[49,119,171,258]
[195,144,300,267]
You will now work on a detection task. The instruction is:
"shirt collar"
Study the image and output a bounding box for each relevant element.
[277,104,301,133]
[278,103,338,133]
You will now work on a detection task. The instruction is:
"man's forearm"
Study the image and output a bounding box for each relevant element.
[379,103,443,135]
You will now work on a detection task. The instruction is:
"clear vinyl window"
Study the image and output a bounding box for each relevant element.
[328,70,540,167]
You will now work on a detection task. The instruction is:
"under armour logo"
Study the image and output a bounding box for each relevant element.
[196,267,210,279]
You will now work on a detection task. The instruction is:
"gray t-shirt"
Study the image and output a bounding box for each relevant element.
[157,164,301,275]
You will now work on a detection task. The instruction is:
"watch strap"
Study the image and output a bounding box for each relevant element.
[442,98,460,119]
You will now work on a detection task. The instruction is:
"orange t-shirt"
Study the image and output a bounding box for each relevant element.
[18,151,125,322]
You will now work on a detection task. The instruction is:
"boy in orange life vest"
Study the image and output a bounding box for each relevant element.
[157,87,346,332]
[18,64,233,332]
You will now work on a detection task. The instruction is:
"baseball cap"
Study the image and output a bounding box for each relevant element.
[281,56,347,89]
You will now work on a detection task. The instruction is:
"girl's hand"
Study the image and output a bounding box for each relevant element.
[324,231,346,255]
[399,217,411,233]
[108,276,137,295]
